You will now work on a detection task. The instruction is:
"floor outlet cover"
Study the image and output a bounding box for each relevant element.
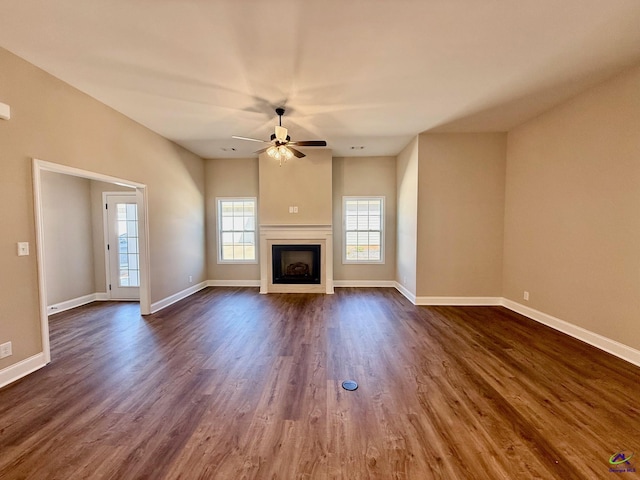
[342,380,358,391]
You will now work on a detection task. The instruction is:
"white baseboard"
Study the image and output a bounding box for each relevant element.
[150,282,208,313]
[40,286,640,377]
[207,280,261,287]
[394,282,417,304]
[9,287,640,390]
[0,353,47,389]
[415,296,502,306]
[393,285,640,368]
[48,292,109,315]
[334,280,396,288]
[502,299,640,368]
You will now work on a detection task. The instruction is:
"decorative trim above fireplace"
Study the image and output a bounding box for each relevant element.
[259,225,334,294]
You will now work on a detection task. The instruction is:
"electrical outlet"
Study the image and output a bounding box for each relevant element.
[293,206,298,213]
[289,206,294,213]
[0,342,12,359]
[523,291,529,301]
[189,275,193,283]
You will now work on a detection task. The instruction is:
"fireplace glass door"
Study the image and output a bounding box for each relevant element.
[272,244,321,284]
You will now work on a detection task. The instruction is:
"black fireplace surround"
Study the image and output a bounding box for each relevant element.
[272,244,321,284]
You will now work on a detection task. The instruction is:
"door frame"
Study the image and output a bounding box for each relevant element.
[32,158,152,364]
[103,191,141,300]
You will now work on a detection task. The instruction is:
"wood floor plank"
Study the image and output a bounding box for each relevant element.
[0,287,639,479]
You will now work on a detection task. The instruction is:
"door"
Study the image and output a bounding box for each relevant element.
[105,193,140,300]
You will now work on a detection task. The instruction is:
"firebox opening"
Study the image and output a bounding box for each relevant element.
[272,244,321,284]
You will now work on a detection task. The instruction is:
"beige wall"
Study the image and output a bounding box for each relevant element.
[3,40,637,379]
[207,155,397,283]
[205,158,260,281]
[332,156,397,281]
[504,65,640,351]
[0,47,205,371]
[41,172,95,305]
[258,149,332,225]
[40,173,133,305]
[417,133,506,297]
[396,138,419,295]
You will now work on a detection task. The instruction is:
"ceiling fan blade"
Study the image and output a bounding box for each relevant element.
[288,147,306,158]
[254,147,270,154]
[232,135,269,143]
[289,140,327,147]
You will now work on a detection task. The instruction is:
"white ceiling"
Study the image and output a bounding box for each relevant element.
[1,0,640,158]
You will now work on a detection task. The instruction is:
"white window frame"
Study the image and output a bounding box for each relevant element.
[216,197,258,264]
[342,196,385,264]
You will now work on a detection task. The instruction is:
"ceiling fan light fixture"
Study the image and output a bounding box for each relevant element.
[266,144,295,166]
[233,107,326,163]
[280,146,293,159]
[266,145,279,158]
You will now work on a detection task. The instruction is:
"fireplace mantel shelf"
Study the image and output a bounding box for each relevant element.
[259,224,332,231]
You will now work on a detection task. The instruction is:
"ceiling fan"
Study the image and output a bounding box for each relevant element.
[232,108,327,164]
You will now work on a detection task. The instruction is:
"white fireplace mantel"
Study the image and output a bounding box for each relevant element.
[259,224,334,294]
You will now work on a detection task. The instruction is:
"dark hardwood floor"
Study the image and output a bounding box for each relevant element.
[0,287,639,479]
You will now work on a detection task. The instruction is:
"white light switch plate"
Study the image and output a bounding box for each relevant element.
[0,342,11,359]
[0,102,10,120]
[17,242,29,256]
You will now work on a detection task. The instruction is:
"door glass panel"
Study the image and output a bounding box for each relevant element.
[117,203,140,287]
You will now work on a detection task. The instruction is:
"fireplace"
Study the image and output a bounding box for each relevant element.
[272,244,321,284]
[259,225,333,294]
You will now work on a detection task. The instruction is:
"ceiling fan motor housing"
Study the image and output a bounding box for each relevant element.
[271,133,291,143]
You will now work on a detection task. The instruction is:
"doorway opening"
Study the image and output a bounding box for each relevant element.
[33,159,151,365]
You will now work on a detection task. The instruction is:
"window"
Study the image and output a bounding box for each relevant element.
[343,196,384,263]
[116,203,139,287]
[217,198,257,263]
